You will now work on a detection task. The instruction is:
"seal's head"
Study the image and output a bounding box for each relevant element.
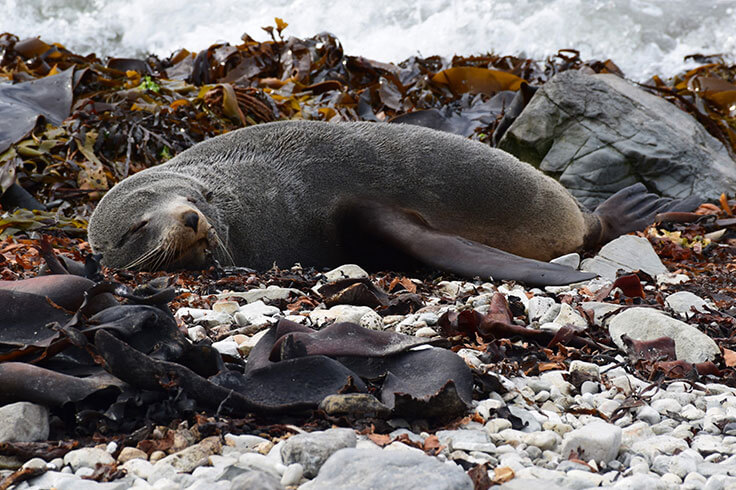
[88,171,231,270]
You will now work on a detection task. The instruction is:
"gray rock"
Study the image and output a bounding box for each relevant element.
[27,471,131,490]
[499,478,569,490]
[309,305,377,328]
[636,405,661,425]
[280,428,356,478]
[631,435,689,463]
[651,453,698,478]
[300,448,472,489]
[417,312,439,326]
[229,469,284,490]
[218,285,302,303]
[121,458,154,479]
[651,398,683,414]
[538,303,562,325]
[154,436,221,473]
[611,473,670,489]
[580,381,600,395]
[528,296,557,323]
[21,457,47,470]
[560,420,622,463]
[234,300,280,327]
[63,447,115,471]
[280,462,303,486]
[665,291,710,318]
[436,429,495,452]
[318,394,391,417]
[549,253,581,269]
[224,434,270,453]
[212,339,240,357]
[0,402,49,443]
[581,235,668,281]
[117,447,148,463]
[569,360,600,380]
[578,302,623,326]
[704,474,736,490]
[323,264,369,281]
[684,472,708,488]
[498,70,736,209]
[194,310,233,328]
[508,406,543,433]
[608,307,721,363]
[237,452,284,478]
[550,303,587,329]
[415,326,438,337]
[188,480,230,490]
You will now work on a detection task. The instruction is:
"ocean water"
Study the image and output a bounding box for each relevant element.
[2,0,735,81]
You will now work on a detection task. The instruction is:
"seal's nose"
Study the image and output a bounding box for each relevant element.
[183,210,199,231]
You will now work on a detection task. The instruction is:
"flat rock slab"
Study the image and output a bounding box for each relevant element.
[300,448,473,489]
[608,307,720,363]
[581,235,668,280]
[665,290,709,318]
[498,70,736,208]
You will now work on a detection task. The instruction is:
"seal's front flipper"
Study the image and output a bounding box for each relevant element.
[594,183,701,244]
[345,202,596,287]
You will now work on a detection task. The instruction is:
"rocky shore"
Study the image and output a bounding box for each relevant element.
[1,222,735,489]
[1,25,736,490]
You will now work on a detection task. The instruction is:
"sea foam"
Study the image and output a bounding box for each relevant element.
[3,0,735,81]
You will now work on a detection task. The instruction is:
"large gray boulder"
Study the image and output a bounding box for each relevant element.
[498,70,736,209]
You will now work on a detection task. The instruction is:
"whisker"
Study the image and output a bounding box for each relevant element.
[215,233,235,265]
[123,244,163,270]
[151,242,171,271]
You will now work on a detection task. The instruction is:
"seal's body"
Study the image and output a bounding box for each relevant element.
[88,121,697,285]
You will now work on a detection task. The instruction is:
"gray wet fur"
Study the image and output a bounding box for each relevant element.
[88,120,594,271]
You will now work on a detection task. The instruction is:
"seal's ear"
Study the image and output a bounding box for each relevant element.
[342,201,596,287]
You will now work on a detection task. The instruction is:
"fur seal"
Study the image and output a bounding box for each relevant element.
[88,121,698,286]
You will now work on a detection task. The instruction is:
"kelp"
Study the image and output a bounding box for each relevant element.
[0,24,642,222]
[643,54,736,158]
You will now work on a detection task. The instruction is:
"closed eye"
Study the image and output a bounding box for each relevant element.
[115,220,148,247]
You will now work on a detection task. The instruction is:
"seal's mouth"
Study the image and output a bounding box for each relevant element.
[119,207,233,271]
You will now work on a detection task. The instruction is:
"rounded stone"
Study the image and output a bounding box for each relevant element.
[118,447,149,463]
[63,447,115,471]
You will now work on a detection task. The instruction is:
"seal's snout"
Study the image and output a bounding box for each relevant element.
[182,210,199,231]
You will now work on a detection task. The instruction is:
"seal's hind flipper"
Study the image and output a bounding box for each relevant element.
[593,183,702,244]
[345,202,596,287]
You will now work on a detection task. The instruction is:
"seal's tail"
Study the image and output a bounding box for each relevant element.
[593,183,701,244]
